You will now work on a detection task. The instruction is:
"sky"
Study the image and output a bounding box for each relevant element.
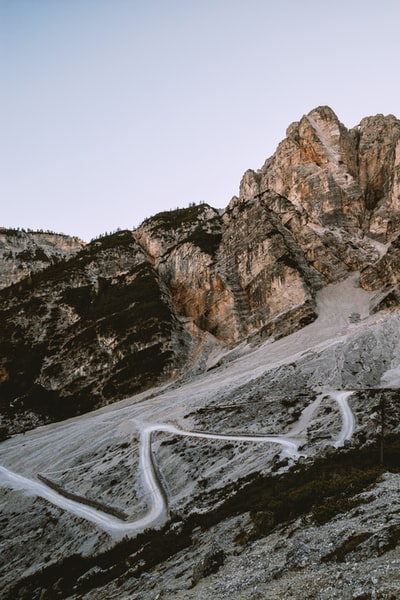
[1,0,400,241]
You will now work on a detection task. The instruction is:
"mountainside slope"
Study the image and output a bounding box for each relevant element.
[0,231,191,433]
[1,106,400,599]
[0,277,399,599]
[1,106,400,435]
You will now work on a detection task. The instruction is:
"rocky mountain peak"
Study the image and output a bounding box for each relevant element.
[1,107,400,434]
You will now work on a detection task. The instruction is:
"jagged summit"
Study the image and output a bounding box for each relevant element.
[241,105,400,239]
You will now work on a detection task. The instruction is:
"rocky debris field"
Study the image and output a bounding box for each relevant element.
[83,471,400,600]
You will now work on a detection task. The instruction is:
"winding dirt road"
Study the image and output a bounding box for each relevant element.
[330,390,356,447]
[0,391,355,536]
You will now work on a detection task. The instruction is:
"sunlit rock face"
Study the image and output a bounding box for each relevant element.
[359,232,400,312]
[2,106,400,430]
[218,196,321,342]
[238,107,400,286]
[136,200,320,345]
[135,205,232,341]
[243,106,400,242]
[357,113,400,238]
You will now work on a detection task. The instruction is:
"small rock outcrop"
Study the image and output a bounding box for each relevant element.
[191,543,225,587]
[135,205,228,340]
[0,228,85,289]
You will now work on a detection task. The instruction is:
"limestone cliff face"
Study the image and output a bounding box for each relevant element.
[238,107,400,285]
[133,106,400,349]
[135,200,321,345]
[0,228,85,289]
[357,114,400,238]
[359,233,400,311]
[218,196,321,342]
[135,205,228,340]
[241,107,363,229]
[2,106,400,432]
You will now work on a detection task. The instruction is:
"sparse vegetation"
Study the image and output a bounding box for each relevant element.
[143,204,213,231]
[16,247,50,263]
[196,443,399,539]
[0,425,10,442]
[186,227,222,256]
[140,205,223,255]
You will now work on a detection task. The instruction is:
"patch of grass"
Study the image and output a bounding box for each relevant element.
[61,262,172,325]
[0,340,48,409]
[25,385,71,420]
[16,247,50,263]
[0,426,10,442]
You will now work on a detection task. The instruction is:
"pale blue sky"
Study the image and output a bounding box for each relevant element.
[2,0,400,240]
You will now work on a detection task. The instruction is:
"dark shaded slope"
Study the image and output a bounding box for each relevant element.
[0,230,190,433]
